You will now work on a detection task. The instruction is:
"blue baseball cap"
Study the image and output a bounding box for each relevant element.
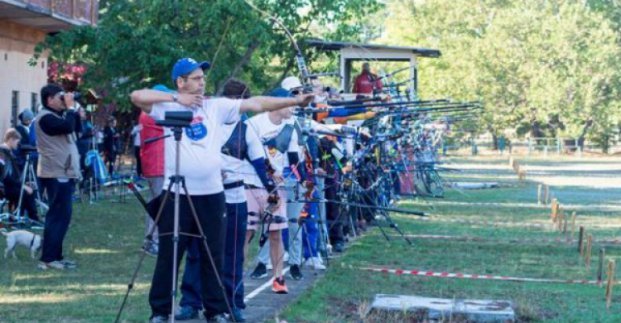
[152,84,176,93]
[171,58,210,83]
[269,87,293,98]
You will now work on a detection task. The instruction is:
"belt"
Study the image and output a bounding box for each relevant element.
[224,181,244,190]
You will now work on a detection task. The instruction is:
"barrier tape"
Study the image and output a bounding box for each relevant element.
[381,234,621,247]
[408,217,621,230]
[342,264,611,286]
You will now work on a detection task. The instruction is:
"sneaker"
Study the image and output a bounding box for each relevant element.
[310,257,326,270]
[283,251,289,262]
[149,315,168,323]
[289,264,303,280]
[250,262,268,279]
[59,259,77,269]
[142,243,158,257]
[175,305,199,320]
[231,308,246,322]
[333,242,345,253]
[266,261,273,270]
[272,276,288,294]
[205,313,228,322]
[38,261,65,270]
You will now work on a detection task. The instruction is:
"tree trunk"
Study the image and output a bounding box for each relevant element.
[216,41,260,95]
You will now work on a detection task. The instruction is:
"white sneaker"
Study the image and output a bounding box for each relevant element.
[266,261,273,270]
[283,251,289,263]
[38,261,66,270]
[311,257,326,270]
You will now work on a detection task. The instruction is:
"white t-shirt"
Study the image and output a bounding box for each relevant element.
[150,98,241,195]
[242,113,299,188]
[131,125,142,147]
[221,121,265,203]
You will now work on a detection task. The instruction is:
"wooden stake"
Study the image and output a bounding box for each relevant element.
[557,209,564,232]
[537,184,543,204]
[578,226,585,254]
[563,211,568,234]
[606,260,616,309]
[544,185,550,205]
[598,248,606,284]
[571,212,576,240]
[586,234,593,268]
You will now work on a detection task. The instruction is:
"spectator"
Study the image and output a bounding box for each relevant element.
[103,117,120,175]
[352,62,382,95]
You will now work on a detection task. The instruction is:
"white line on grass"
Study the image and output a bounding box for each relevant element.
[244,266,291,303]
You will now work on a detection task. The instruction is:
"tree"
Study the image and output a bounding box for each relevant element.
[33,0,382,112]
[380,0,621,149]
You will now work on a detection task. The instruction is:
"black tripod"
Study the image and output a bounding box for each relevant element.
[14,151,46,226]
[115,112,234,323]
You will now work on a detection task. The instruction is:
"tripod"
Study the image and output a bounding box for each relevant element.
[14,152,46,226]
[115,121,234,323]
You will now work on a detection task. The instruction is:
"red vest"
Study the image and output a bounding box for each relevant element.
[139,112,164,177]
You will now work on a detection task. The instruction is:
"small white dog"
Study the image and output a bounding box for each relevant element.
[1,229,42,259]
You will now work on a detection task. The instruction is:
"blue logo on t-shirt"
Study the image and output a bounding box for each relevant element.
[185,122,208,141]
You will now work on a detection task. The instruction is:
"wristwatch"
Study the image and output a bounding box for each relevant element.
[172,94,178,103]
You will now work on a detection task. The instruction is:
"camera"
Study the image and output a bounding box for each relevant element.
[60,92,82,103]
[156,111,193,128]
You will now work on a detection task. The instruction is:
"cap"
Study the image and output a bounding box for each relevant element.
[171,58,210,83]
[269,87,292,98]
[19,109,34,122]
[152,84,176,93]
[281,76,302,91]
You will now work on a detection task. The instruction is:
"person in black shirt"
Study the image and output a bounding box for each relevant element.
[0,128,39,222]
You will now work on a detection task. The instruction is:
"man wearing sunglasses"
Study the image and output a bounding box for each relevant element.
[131,58,313,323]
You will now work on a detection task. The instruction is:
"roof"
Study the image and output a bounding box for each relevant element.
[0,0,97,32]
[305,39,441,58]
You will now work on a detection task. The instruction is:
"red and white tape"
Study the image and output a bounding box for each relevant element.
[343,264,611,286]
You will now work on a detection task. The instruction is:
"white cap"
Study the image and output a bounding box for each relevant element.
[281,76,302,91]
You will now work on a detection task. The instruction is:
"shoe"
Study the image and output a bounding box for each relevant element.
[266,262,273,270]
[272,276,288,294]
[250,262,268,279]
[175,305,199,320]
[310,257,326,270]
[205,313,228,322]
[283,251,289,262]
[333,242,345,253]
[289,264,303,280]
[149,315,168,323]
[142,243,158,257]
[59,259,77,269]
[38,261,66,270]
[231,308,246,322]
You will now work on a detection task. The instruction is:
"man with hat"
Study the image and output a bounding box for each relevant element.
[130,57,313,323]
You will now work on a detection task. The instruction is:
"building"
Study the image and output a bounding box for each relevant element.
[0,0,98,136]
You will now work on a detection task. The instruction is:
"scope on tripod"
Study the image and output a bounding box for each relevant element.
[156,111,193,128]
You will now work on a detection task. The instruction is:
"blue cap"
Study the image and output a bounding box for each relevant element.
[152,84,175,93]
[269,87,292,98]
[171,58,210,83]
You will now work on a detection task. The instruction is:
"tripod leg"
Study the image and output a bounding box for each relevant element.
[381,210,413,246]
[115,185,173,323]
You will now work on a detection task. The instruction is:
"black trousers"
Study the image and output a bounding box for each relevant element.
[149,191,227,317]
[325,177,344,244]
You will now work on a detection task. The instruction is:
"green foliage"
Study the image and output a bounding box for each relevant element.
[33,0,381,112]
[381,0,621,147]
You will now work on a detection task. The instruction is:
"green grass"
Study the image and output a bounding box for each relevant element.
[281,157,621,322]
[2,157,621,322]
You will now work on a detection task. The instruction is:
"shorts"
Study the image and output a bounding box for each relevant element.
[245,188,287,231]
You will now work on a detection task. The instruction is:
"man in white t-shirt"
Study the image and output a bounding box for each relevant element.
[243,87,306,294]
[130,57,313,323]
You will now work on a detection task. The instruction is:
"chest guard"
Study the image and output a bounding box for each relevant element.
[264,124,294,153]
[221,122,249,161]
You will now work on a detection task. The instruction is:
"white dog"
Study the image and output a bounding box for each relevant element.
[1,229,42,259]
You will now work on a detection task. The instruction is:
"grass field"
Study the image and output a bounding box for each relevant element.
[281,156,621,322]
[1,155,621,322]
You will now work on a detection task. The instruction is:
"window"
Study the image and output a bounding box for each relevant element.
[31,92,38,113]
[11,91,19,127]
